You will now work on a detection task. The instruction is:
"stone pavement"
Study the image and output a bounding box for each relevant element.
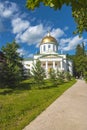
[23,80,87,130]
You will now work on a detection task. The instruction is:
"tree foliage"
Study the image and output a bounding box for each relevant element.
[56,70,65,83]
[49,68,57,86]
[32,60,46,85]
[49,69,71,86]
[26,0,87,35]
[75,43,85,56]
[0,41,24,88]
[67,42,87,78]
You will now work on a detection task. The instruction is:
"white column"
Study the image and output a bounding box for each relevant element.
[40,46,41,54]
[61,60,63,70]
[46,61,48,70]
[46,61,48,78]
[53,61,55,70]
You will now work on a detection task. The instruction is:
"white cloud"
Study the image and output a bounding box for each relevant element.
[51,28,65,39]
[0,1,65,48]
[0,1,19,33]
[15,24,47,45]
[64,26,69,31]
[14,22,65,47]
[60,35,83,51]
[12,18,30,33]
[60,38,71,45]
[17,48,28,56]
[17,48,34,58]
[0,1,18,18]
[28,53,33,58]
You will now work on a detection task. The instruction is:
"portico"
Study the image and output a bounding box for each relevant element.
[41,60,62,70]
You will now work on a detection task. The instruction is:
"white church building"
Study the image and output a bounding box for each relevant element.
[23,33,73,78]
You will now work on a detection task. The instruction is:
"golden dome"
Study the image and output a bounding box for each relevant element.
[40,34,57,45]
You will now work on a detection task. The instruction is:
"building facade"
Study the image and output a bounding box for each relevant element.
[23,33,73,78]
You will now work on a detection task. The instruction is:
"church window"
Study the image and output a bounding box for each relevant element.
[43,45,45,51]
[53,45,55,51]
[48,45,50,48]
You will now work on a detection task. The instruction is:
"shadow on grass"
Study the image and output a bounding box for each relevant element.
[16,82,32,90]
[0,79,69,95]
[0,89,13,95]
[0,82,32,95]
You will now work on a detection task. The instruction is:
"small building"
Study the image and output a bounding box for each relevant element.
[23,33,73,78]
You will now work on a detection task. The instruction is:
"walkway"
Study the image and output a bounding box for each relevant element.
[23,80,87,130]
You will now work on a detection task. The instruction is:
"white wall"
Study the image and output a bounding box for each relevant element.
[40,43,57,54]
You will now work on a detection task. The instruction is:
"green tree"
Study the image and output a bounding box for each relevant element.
[56,70,65,83]
[84,71,87,81]
[26,0,87,35]
[32,60,46,86]
[49,68,57,86]
[75,43,86,77]
[75,55,87,78]
[0,62,6,87]
[0,41,24,88]
[65,72,72,81]
[75,43,85,56]
[68,43,87,78]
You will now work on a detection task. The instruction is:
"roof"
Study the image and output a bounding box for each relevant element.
[40,34,58,45]
[23,58,33,61]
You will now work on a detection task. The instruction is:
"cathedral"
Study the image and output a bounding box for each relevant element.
[23,33,73,78]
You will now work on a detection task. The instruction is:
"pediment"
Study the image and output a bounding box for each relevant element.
[39,54,62,59]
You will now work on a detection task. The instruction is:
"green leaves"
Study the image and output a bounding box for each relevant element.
[32,60,46,85]
[26,0,87,35]
[0,41,24,88]
[69,43,87,78]
[72,0,87,35]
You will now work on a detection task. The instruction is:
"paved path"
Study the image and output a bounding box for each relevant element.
[23,80,87,130]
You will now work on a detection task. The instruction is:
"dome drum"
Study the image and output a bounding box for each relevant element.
[40,33,58,54]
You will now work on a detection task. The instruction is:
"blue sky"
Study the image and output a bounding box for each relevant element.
[0,0,87,58]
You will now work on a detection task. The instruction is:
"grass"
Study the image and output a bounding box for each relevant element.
[0,79,76,130]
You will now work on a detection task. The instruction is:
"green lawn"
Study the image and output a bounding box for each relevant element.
[0,79,76,130]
